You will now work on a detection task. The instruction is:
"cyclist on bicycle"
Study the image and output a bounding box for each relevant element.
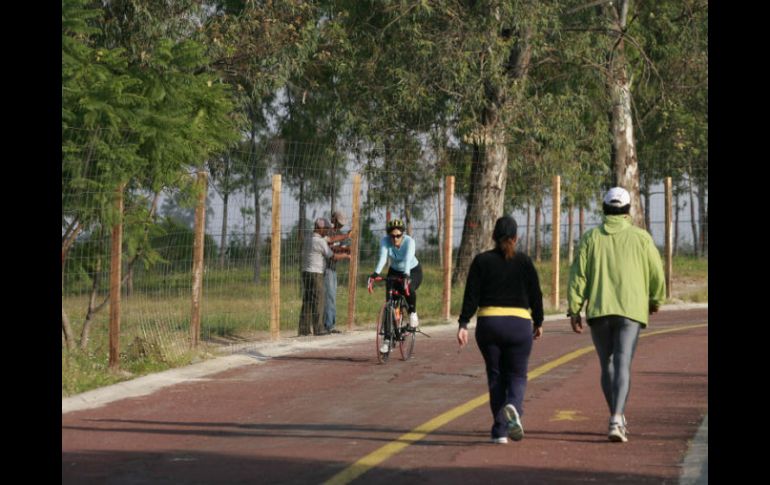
[369,218,423,353]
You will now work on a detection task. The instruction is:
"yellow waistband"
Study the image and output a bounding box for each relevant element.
[477,307,532,320]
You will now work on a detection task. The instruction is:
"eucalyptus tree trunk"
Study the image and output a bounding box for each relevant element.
[452,29,532,284]
[642,181,651,234]
[219,191,229,268]
[253,187,262,284]
[453,132,508,283]
[567,205,575,265]
[437,184,444,268]
[405,203,413,237]
[251,135,262,284]
[534,204,542,262]
[688,174,698,255]
[525,205,531,255]
[384,139,396,222]
[298,177,307,257]
[698,181,707,256]
[579,206,585,238]
[674,192,680,256]
[607,0,644,228]
[125,264,133,297]
[330,158,338,216]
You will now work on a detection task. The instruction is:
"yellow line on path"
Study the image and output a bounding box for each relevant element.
[323,322,707,485]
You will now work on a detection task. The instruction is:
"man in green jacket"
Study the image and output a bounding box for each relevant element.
[567,187,666,443]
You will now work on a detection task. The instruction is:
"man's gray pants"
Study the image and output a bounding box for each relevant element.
[588,315,642,417]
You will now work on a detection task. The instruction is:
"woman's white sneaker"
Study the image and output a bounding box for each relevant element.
[409,313,419,329]
[504,404,524,441]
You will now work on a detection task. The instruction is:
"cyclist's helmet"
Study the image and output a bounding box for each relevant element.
[386,219,405,233]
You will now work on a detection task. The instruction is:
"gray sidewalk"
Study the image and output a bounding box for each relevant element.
[680,414,708,484]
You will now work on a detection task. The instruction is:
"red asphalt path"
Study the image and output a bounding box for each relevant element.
[62,308,707,484]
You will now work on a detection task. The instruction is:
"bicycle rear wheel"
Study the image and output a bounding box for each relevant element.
[398,303,416,360]
[376,304,393,363]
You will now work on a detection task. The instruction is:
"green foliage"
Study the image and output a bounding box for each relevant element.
[63,0,240,352]
[63,0,240,224]
[63,0,708,364]
[150,217,219,272]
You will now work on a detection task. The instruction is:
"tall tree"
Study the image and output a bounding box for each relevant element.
[62,0,239,351]
[602,0,645,226]
[204,0,334,274]
[331,1,548,283]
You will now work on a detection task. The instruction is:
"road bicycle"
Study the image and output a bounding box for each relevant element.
[367,275,416,363]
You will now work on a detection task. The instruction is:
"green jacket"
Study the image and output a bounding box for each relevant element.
[567,214,666,327]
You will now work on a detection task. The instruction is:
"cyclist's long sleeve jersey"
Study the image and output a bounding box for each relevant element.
[374,235,419,276]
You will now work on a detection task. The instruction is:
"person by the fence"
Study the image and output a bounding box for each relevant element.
[323,210,351,334]
[369,218,423,353]
[567,186,666,443]
[456,215,544,444]
[299,218,349,336]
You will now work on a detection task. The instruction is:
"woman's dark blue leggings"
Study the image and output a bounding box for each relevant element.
[475,315,533,439]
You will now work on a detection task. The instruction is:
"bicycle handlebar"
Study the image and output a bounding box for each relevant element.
[367,275,410,297]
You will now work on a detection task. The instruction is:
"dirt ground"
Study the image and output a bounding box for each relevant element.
[669,275,707,303]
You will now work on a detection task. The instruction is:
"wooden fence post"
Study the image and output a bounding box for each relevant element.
[567,203,575,266]
[109,183,125,370]
[347,174,362,330]
[190,171,207,349]
[664,177,673,299]
[442,176,455,321]
[270,174,282,340]
[551,175,561,310]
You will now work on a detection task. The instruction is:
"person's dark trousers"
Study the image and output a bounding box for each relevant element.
[386,264,423,313]
[475,315,534,439]
[299,271,326,336]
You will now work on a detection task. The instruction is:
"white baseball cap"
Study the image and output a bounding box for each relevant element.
[603,187,631,207]
[331,210,347,226]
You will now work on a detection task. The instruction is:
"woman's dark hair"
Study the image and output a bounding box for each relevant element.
[602,203,631,215]
[493,216,518,260]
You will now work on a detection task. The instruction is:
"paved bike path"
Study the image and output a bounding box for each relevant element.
[62,307,707,484]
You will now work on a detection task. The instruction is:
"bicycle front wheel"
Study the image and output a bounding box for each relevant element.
[376,304,393,363]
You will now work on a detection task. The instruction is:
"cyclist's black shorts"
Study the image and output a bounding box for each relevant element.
[386,264,423,293]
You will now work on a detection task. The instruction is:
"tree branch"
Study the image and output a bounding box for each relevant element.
[62,219,83,263]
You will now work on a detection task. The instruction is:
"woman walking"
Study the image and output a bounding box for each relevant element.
[457,216,544,443]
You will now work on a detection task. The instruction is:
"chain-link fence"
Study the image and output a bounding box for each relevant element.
[62,131,707,368]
